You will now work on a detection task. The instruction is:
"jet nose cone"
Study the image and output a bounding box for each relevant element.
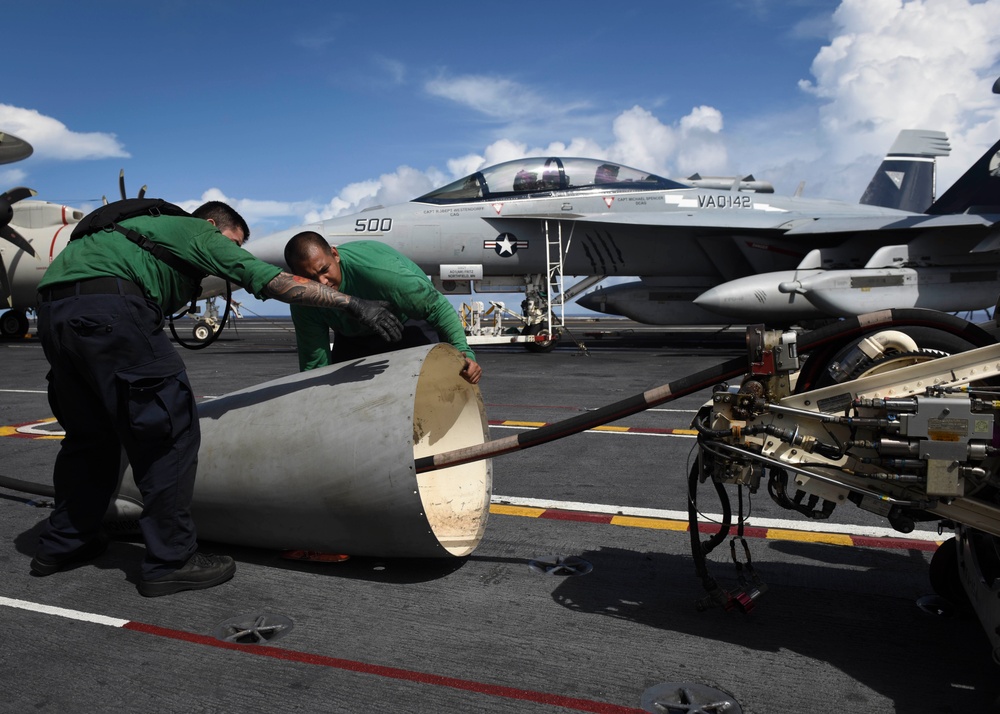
[576,291,606,313]
[691,285,727,309]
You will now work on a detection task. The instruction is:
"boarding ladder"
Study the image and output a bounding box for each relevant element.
[543,219,566,336]
[540,219,604,353]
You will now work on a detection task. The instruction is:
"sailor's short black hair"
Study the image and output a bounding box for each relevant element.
[192,201,251,243]
[284,231,330,268]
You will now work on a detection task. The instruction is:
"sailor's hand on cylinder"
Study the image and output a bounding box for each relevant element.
[460,358,482,385]
[347,297,403,342]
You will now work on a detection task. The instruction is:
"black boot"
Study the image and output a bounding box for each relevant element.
[30,532,110,576]
[138,552,236,597]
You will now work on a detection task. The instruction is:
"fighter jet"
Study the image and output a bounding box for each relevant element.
[685,129,1000,325]
[686,80,1000,324]
[246,129,996,342]
[580,129,959,325]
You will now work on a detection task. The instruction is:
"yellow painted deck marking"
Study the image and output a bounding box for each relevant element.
[490,504,545,518]
[611,515,687,531]
[766,528,853,546]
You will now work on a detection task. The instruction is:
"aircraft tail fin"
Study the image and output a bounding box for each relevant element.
[859,130,950,213]
[926,135,1000,215]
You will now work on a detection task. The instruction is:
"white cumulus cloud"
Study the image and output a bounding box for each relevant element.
[425,75,544,120]
[0,105,128,161]
[799,0,1000,185]
[304,168,437,223]
[0,167,26,186]
[178,188,320,233]
[425,73,591,123]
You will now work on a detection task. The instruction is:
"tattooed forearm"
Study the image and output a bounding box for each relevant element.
[262,272,352,310]
[263,272,404,342]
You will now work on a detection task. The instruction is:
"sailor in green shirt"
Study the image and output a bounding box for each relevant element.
[32,201,403,598]
[39,209,276,314]
[284,231,482,385]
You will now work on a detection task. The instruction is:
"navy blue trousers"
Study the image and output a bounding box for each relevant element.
[36,286,199,578]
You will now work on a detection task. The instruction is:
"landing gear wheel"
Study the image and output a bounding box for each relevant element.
[797,325,988,392]
[523,323,558,353]
[0,310,28,338]
[192,319,214,343]
[928,537,974,618]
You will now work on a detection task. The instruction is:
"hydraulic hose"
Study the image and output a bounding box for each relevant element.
[688,459,733,609]
[0,474,54,498]
[414,308,997,474]
[168,282,233,351]
[692,466,732,557]
[416,349,751,473]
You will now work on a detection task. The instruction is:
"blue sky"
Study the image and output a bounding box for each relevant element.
[5,0,1000,316]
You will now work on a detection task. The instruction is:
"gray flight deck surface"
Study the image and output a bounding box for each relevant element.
[1,318,997,713]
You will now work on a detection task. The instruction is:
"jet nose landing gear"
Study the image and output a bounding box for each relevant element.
[192,318,219,343]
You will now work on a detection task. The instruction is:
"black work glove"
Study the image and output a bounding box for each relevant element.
[346,297,403,342]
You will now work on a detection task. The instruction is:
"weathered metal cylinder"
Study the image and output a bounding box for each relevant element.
[119,343,492,558]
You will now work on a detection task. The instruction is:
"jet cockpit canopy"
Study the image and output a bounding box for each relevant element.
[415,157,687,204]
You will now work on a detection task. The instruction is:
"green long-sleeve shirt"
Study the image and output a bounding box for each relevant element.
[290,240,474,371]
[39,214,281,314]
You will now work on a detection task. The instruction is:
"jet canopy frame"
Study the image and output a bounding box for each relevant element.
[415,157,687,204]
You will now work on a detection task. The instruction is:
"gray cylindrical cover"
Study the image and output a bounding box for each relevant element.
[119,343,491,557]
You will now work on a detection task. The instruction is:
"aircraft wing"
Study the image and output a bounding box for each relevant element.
[489,210,998,235]
[779,213,997,235]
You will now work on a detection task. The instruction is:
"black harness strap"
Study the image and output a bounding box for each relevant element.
[107,224,206,283]
[71,198,206,284]
[71,196,228,350]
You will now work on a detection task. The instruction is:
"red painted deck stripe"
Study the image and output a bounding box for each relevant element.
[850,534,937,552]
[122,622,645,713]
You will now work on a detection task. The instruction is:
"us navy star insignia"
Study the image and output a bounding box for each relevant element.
[483,233,527,257]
